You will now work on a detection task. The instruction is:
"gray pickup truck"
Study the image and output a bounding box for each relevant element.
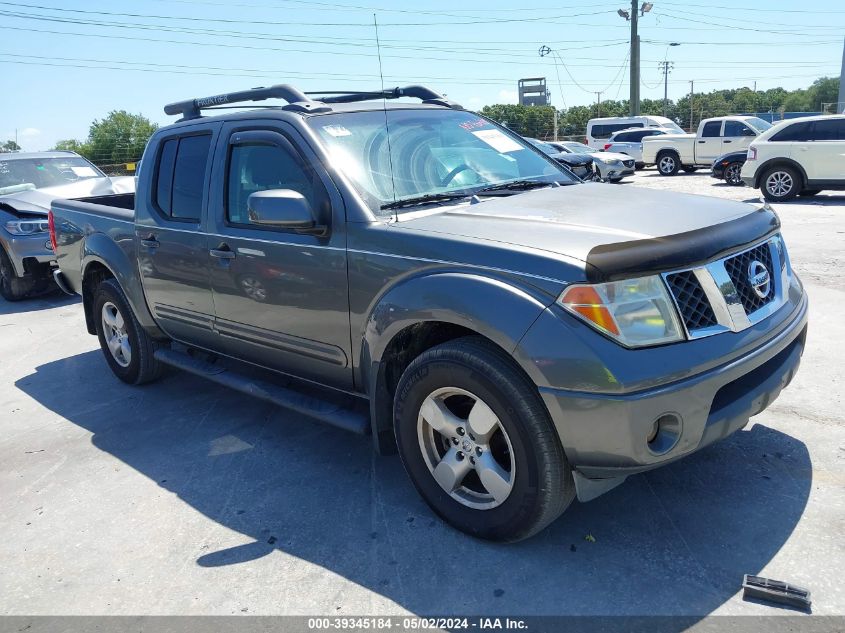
[50,85,808,542]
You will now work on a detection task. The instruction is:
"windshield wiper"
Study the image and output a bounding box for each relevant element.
[472,180,559,195]
[380,192,470,211]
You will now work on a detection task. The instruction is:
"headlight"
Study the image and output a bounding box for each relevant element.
[558,276,684,348]
[4,219,50,235]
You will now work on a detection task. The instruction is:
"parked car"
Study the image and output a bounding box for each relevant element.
[603,127,675,168]
[0,151,134,300]
[742,114,845,201]
[525,138,595,181]
[585,115,683,149]
[549,141,635,182]
[711,151,747,186]
[642,116,772,176]
[50,84,807,542]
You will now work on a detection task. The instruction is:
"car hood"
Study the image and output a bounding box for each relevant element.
[395,183,777,281]
[591,151,632,162]
[0,176,135,215]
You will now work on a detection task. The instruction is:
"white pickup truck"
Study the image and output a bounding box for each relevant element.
[642,116,773,176]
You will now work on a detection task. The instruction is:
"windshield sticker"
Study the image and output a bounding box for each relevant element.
[472,129,524,153]
[323,125,352,138]
[70,166,98,177]
[459,118,488,131]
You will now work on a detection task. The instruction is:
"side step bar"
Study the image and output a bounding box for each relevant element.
[154,348,370,435]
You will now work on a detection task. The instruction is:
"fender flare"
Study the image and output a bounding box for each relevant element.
[80,234,162,337]
[359,272,554,452]
[753,158,808,189]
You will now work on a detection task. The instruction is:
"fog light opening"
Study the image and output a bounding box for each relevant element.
[646,413,682,456]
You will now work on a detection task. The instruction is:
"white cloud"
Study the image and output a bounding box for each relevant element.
[497,90,518,104]
[18,127,41,138]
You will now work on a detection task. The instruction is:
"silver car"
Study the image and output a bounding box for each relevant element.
[602,127,674,167]
[549,141,635,182]
[0,151,134,300]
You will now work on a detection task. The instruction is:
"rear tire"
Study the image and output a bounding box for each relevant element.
[0,247,35,301]
[761,166,800,202]
[656,151,680,176]
[393,336,575,542]
[724,162,744,186]
[93,278,163,385]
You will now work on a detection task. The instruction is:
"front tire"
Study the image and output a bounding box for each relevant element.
[393,337,575,542]
[656,151,680,176]
[0,247,36,301]
[93,278,163,385]
[761,166,800,202]
[724,162,744,186]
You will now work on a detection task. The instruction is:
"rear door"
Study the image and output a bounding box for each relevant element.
[136,124,220,349]
[205,120,353,389]
[722,120,757,154]
[802,118,845,182]
[696,120,723,162]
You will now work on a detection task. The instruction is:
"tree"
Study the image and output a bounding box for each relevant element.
[53,139,88,153]
[85,111,158,165]
[1,140,21,153]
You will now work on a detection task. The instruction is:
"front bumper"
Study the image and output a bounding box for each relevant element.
[527,292,808,499]
[1,232,55,277]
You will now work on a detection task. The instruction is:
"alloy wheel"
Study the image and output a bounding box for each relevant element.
[417,387,515,510]
[658,155,676,174]
[101,301,132,368]
[766,171,793,198]
[726,163,743,185]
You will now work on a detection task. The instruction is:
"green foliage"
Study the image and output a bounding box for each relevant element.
[479,76,837,137]
[53,111,158,166]
[1,140,21,152]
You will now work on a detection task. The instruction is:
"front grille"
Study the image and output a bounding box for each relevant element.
[665,271,718,331]
[724,242,776,314]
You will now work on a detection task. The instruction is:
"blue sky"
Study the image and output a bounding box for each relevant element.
[1,0,843,150]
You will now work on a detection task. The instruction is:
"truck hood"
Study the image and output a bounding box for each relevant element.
[395,183,778,281]
[0,176,135,216]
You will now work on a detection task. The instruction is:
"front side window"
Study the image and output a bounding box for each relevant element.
[702,121,722,137]
[226,143,322,225]
[771,122,811,142]
[154,134,212,221]
[724,121,754,137]
[309,109,573,217]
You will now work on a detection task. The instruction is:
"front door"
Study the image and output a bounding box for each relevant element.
[206,123,352,390]
[137,125,220,349]
[721,120,757,155]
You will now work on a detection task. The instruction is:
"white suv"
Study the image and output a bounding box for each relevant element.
[742,114,845,201]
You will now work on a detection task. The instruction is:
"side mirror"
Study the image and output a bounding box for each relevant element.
[247,189,324,233]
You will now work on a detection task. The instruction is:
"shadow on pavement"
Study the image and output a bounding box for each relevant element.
[0,289,78,316]
[16,350,812,617]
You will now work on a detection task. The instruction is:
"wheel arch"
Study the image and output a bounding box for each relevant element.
[359,272,553,454]
[753,158,808,189]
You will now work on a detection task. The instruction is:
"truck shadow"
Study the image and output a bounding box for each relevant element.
[16,350,812,618]
[0,289,78,316]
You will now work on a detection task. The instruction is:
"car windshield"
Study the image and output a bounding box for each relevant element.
[562,142,595,154]
[659,121,685,133]
[0,156,104,192]
[745,117,773,133]
[308,109,574,217]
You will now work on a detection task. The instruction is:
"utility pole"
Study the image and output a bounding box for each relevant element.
[596,92,603,118]
[689,80,694,131]
[630,0,640,116]
[553,109,559,141]
[659,61,674,117]
[839,36,845,113]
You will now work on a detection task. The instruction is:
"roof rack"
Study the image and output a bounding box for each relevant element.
[164,84,462,119]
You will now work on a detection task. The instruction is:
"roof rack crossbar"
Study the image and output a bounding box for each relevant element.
[305,85,463,109]
[164,84,329,119]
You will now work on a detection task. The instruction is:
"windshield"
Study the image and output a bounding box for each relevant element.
[309,109,574,217]
[0,156,104,191]
[745,117,773,133]
[561,142,595,154]
[657,121,685,133]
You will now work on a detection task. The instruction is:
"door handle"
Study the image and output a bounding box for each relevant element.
[210,244,236,260]
[698,140,706,143]
[140,235,160,249]
[723,139,732,143]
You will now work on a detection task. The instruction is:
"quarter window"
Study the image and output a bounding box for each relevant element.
[154,134,212,221]
[226,142,322,226]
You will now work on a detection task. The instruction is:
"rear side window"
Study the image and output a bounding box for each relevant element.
[701,121,721,137]
[154,134,212,221]
[591,122,643,139]
[770,122,811,142]
[809,119,845,141]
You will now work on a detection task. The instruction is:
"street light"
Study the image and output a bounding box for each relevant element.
[617,8,630,19]
[618,2,654,115]
[641,2,653,14]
